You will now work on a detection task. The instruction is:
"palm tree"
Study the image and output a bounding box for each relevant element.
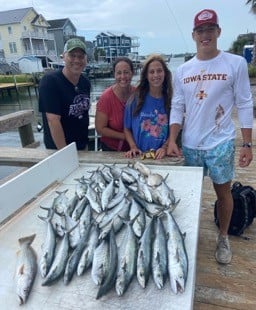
[246,0,256,64]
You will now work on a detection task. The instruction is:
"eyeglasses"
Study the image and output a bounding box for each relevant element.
[194,26,218,35]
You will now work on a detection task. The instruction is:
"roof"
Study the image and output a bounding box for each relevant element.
[18,56,40,62]
[0,7,34,25]
[47,18,76,31]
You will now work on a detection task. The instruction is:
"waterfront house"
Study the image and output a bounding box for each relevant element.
[47,18,77,60]
[0,7,57,73]
[94,31,139,62]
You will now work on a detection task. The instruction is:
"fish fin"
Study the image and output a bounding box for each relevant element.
[156,251,161,263]
[18,264,25,275]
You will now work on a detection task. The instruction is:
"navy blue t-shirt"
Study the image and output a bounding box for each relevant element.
[39,70,91,150]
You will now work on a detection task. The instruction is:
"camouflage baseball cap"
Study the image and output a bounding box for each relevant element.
[63,38,86,53]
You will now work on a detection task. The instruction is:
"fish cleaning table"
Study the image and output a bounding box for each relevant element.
[0,143,203,310]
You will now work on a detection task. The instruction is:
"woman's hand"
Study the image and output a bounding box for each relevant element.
[154,147,167,160]
[124,146,142,158]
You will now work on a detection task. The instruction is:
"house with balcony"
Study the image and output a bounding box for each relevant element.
[94,31,139,62]
[47,18,94,63]
[47,18,77,59]
[0,7,57,73]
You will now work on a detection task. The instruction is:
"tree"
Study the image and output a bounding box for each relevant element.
[246,0,256,65]
[94,48,106,62]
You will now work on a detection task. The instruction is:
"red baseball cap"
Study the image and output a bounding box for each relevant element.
[193,9,219,30]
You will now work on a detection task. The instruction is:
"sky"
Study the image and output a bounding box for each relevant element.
[1,0,255,55]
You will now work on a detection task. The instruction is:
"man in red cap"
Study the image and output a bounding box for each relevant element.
[167,9,253,264]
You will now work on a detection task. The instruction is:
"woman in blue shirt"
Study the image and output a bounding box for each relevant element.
[124,54,172,159]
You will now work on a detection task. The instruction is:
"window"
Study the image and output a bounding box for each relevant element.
[8,26,12,35]
[9,42,17,53]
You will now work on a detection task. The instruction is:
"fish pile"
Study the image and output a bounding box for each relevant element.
[37,161,188,299]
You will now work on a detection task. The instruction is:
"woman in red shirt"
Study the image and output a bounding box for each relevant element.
[95,57,135,151]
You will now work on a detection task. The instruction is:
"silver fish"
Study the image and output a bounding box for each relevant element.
[136,175,153,203]
[134,161,151,177]
[89,168,106,192]
[150,179,179,210]
[41,224,78,286]
[78,203,92,238]
[77,223,100,276]
[72,196,88,221]
[40,205,65,238]
[98,197,130,230]
[122,164,141,181]
[15,234,37,305]
[65,214,80,249]
[75,176,88,199]
[64,230,90,285]
[107,176,128,209]
[147,173,164,188]
[165,210,188,294]
[115,218,138,296]
[91,237,109,286]
[52,189,69,215]
[137,217,154,288]
[101,178,115,211]
[96,227,118,299]
[65,194,79,217]
[38,209,56,278]
[152,217,167,289]
[98,198,130,240]
[85,183,102,214]
[129,198,146,238]
[104,163,122,179]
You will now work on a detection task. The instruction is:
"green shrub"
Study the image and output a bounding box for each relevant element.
[248,65,256,78]
[0,74,34,83]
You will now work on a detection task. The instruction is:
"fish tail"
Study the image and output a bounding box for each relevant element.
[18,233,36,246]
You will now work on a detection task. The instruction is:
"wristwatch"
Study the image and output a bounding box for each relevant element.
[242,142,252,148]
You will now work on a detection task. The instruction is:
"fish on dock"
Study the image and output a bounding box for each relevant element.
[15,234,37,305]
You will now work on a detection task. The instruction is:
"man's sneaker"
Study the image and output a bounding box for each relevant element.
[215,234,232,264]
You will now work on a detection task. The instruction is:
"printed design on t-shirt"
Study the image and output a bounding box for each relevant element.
[196,90,207,101]
[215,104,225,128]
[140,110,168,139]
[69,94,90,119]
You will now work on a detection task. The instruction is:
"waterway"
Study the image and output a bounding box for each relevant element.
[0,57,184,180]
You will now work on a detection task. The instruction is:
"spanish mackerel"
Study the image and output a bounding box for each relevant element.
[38,209,56,278]
[151,217,167,289]
[96,227,118,299]
[165,210,188,294]
[115,218,138,296]
[137,217,154,288]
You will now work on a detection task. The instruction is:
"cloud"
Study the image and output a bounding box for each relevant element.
[0,0,255,55]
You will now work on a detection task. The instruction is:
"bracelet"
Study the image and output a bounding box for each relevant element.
[242,142,252,148]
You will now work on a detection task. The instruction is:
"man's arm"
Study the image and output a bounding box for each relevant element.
[46,113,67,149]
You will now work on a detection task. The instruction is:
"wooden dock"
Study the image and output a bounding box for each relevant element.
[0,81,37,98]
[0,110,39,148]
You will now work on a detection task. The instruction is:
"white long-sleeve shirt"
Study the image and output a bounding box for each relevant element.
[170,51,253,150]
